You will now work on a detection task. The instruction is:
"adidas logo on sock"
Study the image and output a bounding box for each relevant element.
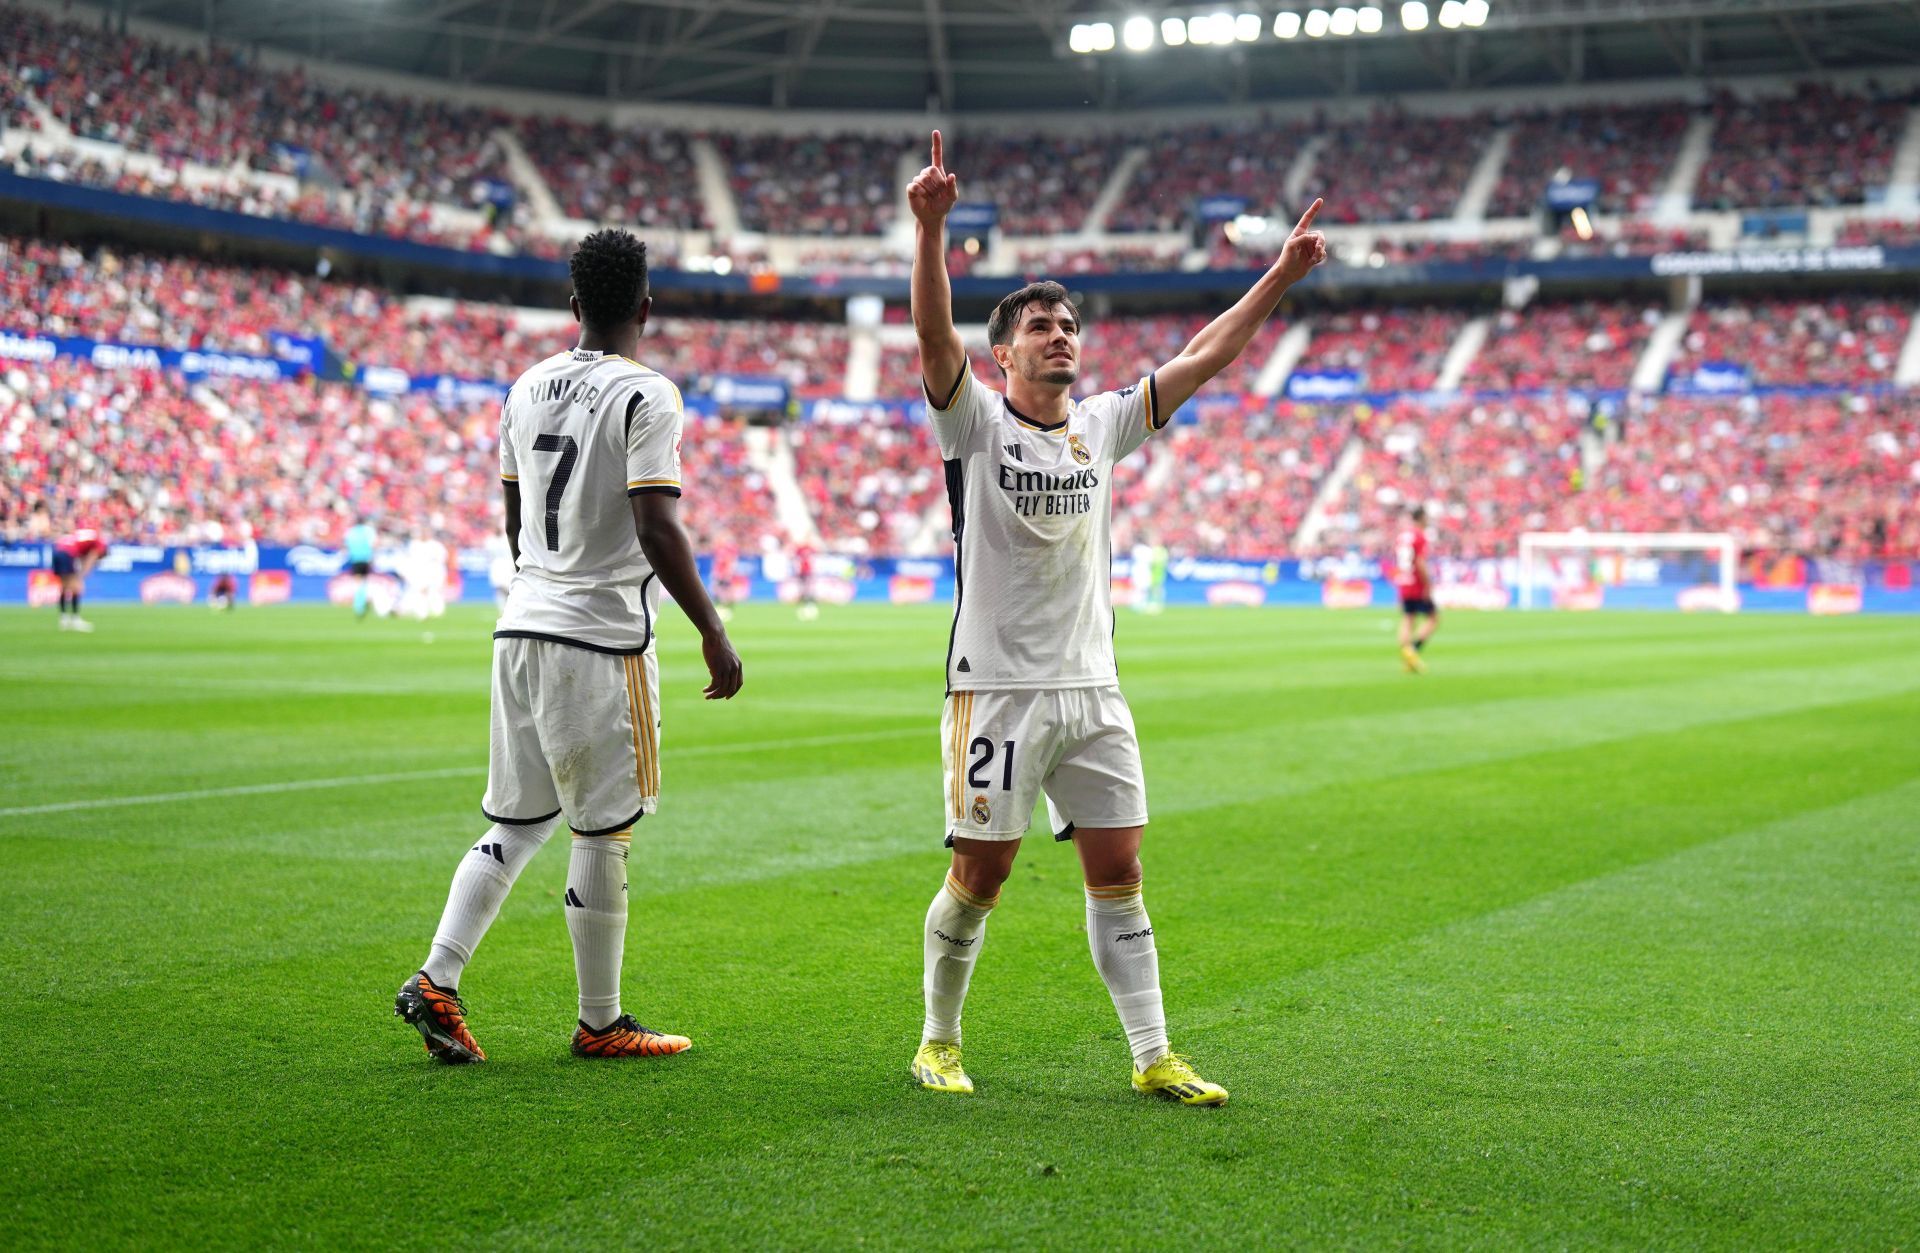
[565,888,584,908]
[472,843,505,863]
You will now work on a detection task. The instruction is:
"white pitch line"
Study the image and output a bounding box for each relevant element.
[0,727,923,819]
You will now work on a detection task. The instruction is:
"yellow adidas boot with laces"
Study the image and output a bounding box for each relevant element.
[911,1040,974,1094]
[1132,1051,1228,1105]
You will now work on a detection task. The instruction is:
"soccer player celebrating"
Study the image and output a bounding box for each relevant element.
[51,527,107,632]
[395,229,744,1064]
[1392,503,1438,673]
[905,132,1327,1104]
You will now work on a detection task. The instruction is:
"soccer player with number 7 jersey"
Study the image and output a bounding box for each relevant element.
[904,131,1329,1104]
[394,229,743,1065]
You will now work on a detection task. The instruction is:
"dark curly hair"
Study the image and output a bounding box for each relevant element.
[569,229,649,331]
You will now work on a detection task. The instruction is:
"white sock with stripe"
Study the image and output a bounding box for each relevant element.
[922,872,997,1045]
[422,817,559,988]
[1085,881,1169,1071]
[566,832,631,1030]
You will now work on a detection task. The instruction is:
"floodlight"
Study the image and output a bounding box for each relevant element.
[1162,16,1188,44]
[1462,0,1489,25]
[1069,23,1095,52]
[1123,15,1156,49]
[1330,6,1357,35]
[1304,8,1330,36]
[1401,1,1429,30]
[1275,10,1302,36]
[1357,5,1383,32]
[1438,1,1464,28]
[1091,20,1116,49]
[1236,12,1262,40]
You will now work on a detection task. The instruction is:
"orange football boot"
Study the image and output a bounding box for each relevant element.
[394,971,486,1064]
[570,1014,691,1059]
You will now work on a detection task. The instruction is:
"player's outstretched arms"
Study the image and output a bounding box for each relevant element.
[631,494,743,700]
[909,129,968,406]
[1154,197,1329,415]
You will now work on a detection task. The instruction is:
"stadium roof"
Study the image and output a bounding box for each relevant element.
[121,0,1920,112]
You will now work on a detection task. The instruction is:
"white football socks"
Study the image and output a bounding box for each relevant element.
[1086,881,1169,1071]
[422,817,559,988]
[922,872,998,1045]
[565,832,631,1031]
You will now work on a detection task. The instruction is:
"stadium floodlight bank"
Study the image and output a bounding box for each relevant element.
[1517,532,1739,612]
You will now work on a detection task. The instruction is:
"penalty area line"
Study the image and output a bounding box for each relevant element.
[0,727,921,819]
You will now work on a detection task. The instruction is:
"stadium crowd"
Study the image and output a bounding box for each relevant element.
[1469,300,1659,393]
[1697,84,1913,210]
[1488,103,1691,218]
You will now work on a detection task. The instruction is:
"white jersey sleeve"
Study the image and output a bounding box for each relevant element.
[499,398,520,482]
[625,377,685,498]
[925,368,995,459]
[1079,372,1167,463]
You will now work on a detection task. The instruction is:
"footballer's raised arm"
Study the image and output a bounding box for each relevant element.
[908,129,968,407]
[1152,197,1329,417]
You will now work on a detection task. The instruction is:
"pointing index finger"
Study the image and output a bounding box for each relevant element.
[1293,197,1323,234]
[931,129,944,172]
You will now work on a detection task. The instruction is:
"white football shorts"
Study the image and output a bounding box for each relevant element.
[482,636,660,836]
[940,685,1148,844]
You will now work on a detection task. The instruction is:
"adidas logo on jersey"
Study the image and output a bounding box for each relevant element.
[1003,444,1024,462]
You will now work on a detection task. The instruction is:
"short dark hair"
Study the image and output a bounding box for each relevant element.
[1409,503,1428,523]
[987,280,1079,350]
[569,229,649,330]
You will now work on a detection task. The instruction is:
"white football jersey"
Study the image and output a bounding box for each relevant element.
[495,348,684,653]
[927,368,1167,692]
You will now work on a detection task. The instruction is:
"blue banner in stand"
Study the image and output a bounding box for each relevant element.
[2,543,1918,613]
[1284,369,1366,401]
[268,331,328,371]
[948,202,999,232]
[1544,179,1601,210]
[1670,361,1752,395]
[1196,195,1251,223]
[701,374,790,410]
[0,329,306,381]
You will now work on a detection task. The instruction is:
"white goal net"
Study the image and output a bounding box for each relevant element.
[1516,532,1740,612]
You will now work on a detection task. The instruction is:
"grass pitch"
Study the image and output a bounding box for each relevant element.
[1,603,1917,1249]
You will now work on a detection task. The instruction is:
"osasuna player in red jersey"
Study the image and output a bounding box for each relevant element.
[395,229,743,1066]
[1393,504,1439,673]
[905,130,1328,1104]
[52,528,108,631]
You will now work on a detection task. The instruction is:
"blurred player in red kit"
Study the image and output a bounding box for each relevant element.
[794,539,818,621]
[210,572,239,611]
[710,540,740,622]
[1392,504,1437,673]
[52,528,108,632]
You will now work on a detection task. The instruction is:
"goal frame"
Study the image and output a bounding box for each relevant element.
[1517,531,1739,612]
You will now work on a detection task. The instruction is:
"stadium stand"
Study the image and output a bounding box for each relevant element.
[516,115,706,230]
[1295,306,1466,392]
[1669,297,1911,388]
[1312,109,1486,223]
[790,420,944,554]
[950,133,1118,236]
[1697,83,1912,209]
[1107,120,1315,233]
[713,131,901,236]
[1488,102,1692,218]
[1468,300,1659,393]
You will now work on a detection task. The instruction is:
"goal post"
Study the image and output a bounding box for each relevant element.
[1517,531,1739,612]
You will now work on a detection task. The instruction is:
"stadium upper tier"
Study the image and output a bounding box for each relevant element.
[4,4,1919,271]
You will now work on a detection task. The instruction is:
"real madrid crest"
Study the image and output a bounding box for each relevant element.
[971,795,992,824]
[1068,434,1091,465]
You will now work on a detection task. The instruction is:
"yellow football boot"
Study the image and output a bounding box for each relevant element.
[1400,644,1427,674]
[911,1040,974,1094]
[1132,1051,1229,1105]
